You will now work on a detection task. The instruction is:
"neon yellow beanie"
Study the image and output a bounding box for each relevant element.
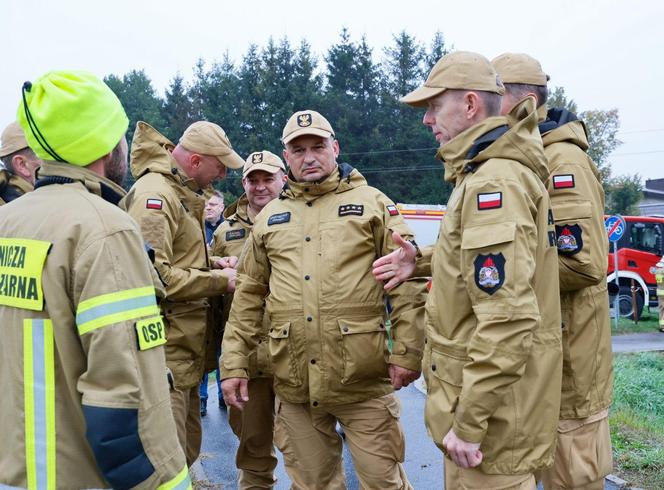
[16,70,129,166]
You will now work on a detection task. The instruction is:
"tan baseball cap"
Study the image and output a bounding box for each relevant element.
[180,121,244,169]
[0,121,30,158]
[401,51,505,107]
[243,150,286,178]
[282,110,335,145]
[492,53,549,86]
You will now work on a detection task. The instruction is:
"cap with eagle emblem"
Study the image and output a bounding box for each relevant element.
[282,109,335,144]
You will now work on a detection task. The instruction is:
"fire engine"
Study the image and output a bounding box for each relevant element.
[397,205,664,321]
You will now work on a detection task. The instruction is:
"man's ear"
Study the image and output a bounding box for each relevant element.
[464,92,481,120]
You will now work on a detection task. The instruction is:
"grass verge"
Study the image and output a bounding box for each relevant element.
[610,352,664,488]
[612,307,662,335]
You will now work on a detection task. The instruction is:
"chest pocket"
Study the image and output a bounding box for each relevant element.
[461,221,516,298]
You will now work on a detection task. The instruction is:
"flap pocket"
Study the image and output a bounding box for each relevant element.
[553,201,592,222]
[269,322,291,339]
[338,318,385,335]
[461,221,516,250]
[430,349,467,387]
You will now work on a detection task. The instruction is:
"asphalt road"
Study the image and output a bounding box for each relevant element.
[192,332,664,489]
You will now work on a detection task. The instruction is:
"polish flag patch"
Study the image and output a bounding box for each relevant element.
[387,205,399,216]
[552,174,575,189]
[146,198,163,210]
[477,192,502,210]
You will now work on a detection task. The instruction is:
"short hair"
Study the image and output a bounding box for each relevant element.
[209,189,224,202]
[504,83,548,108]
[447,89,502,117]
[0,148,36,174]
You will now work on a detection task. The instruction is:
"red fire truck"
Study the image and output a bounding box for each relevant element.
[607,215,664,320]
[398,205,664,321]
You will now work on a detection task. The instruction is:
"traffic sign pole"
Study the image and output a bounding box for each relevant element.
[605,215,626,328]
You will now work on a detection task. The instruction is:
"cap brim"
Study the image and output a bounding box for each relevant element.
[400,86,447,107]
[282,128,333,145]
[218,150,245,170]
[243,163,285,178]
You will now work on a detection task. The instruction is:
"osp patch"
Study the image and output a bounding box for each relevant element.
[338,204,364,217]
[268,212,291,226]
[555,224,583,255]
[474,253,505,295]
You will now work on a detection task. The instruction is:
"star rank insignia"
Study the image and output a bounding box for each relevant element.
[338,204,364,217]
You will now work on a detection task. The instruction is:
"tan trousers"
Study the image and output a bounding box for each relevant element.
[540,411,612,490]
[274,393,411,490]
[170,385,202,466]
[444,458,536,490]
[228,377,278,489]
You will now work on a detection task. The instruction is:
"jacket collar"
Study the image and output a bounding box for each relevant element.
[35,161,127,206]
[0,169,34,201]
[225,193,253,226]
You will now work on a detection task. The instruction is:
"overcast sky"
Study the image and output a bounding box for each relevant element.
[3,0,663,182]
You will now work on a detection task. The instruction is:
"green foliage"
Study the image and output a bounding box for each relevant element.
[104,31,620,209]
[606,173,643,215]
[611,352,664,488]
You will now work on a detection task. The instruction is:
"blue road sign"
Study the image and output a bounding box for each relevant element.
[605,215,626,243]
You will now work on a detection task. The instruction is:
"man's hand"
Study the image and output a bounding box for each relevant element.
[372,232,417,291]
[442,429,483,469]
[388,364,420,390]
[213,256,239,269]
[221,377,249,410]
[219,267,237,293]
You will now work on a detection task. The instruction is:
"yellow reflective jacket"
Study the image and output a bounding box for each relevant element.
[0,169,33,205]
[213,195,273,379]
[423,98,562,475]
[0,161,189,490]
[122,122,229,390]
[540,106,613,418]
[222,165,428,407]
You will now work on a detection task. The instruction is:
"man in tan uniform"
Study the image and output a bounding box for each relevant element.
[657,257,664,332]
[221,110,428,489]
[0,121,42,205]
[375,52,563,489]
[493,53,613,490]
[214,150,286,489]
[0,70,190,489]
[123,120,241,465]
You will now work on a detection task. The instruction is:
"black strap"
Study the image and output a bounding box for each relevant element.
[21,82,68,163]
[465,125,510,161]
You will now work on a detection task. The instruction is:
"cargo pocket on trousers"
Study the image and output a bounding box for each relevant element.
[268,323,301,387]
[338,318,389,384]
[555,413,612,487]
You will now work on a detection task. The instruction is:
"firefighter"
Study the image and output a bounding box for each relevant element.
[0,70,190,489]
[221,110,428,489]
[375,51,562,488]
[213,150,287,489]
[0,121,41,205]
[657,256,664,332]
[122,120,241,466]
[493,53,613,490]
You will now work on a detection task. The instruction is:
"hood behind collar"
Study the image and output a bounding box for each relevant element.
[540,107,590,152]
[0,169,33,198]
[224,193,252,225]
[130,121,200,192]
[281,163,366,201]
[438,96,548,184]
